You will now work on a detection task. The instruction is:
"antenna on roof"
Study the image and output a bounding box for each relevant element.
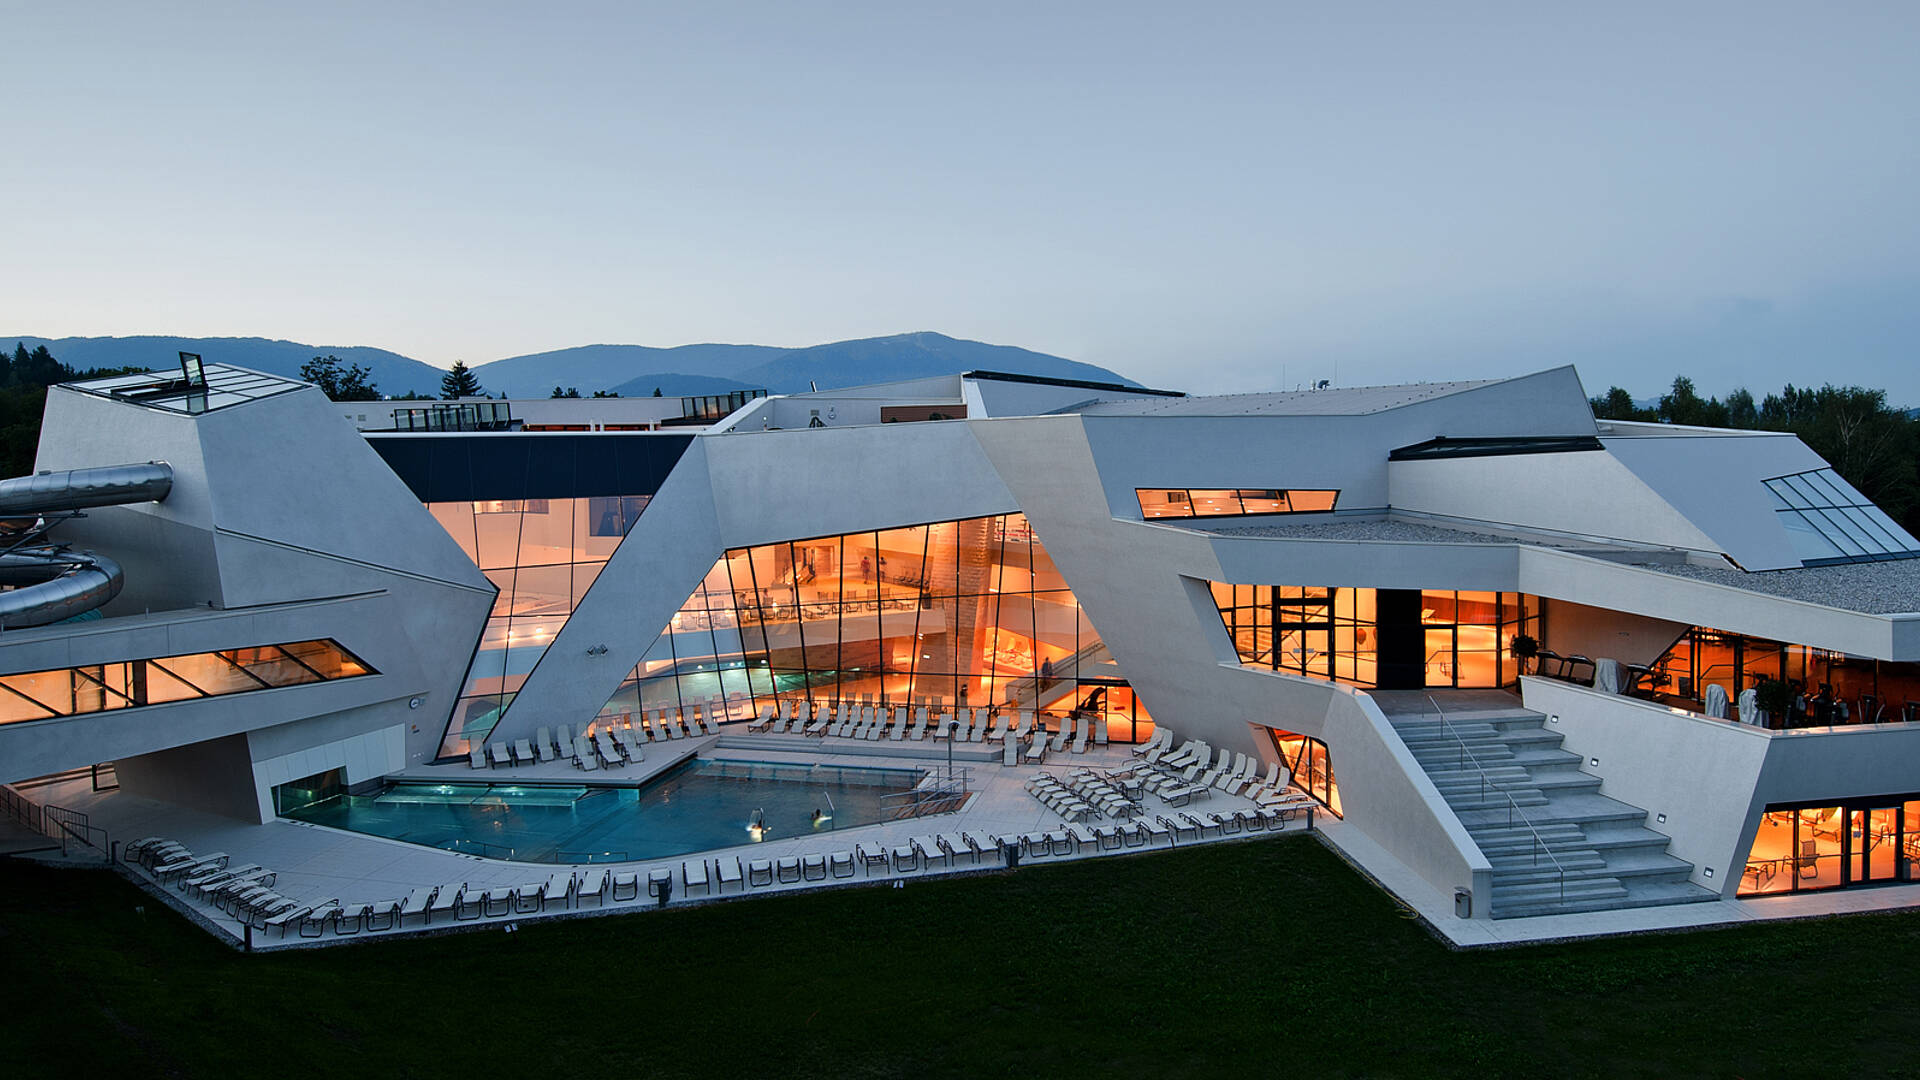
[809,380,818,393]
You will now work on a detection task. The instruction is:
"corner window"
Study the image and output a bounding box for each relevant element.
[1136,488,1339,520]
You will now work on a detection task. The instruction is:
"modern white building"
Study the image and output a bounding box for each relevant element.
[4,360,1918,928]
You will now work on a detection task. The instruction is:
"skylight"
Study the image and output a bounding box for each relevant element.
[1762,469,1920,565]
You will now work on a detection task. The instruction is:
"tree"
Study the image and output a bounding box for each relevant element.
[299,354,381,401]
[550,386,581,398]
[1657,376,1729,427]
[652,386,662,397]
[592,390,620,398]
[1590,386,1653,421]
[441,360,481,399]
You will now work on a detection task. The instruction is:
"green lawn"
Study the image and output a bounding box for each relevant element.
[3,835,1918,1079]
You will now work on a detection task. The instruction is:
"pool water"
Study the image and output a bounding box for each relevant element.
[284,759,924,864]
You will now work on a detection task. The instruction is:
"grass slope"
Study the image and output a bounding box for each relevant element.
[3,837,1918,1078]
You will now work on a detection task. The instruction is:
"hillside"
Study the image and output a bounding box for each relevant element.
[0,331,1138,399]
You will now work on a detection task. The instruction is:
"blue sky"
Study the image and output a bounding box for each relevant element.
[5,3,1917,403]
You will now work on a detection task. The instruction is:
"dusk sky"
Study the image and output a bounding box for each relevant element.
[6,3,1917,403]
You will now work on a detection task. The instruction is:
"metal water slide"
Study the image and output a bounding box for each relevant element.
[0,463,173,629]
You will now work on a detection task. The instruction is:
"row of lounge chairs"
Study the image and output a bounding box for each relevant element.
[468,708,728,772]
[1024,768,1139,822]
[747,699,1107,760]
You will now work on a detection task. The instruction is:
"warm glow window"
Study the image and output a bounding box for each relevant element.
[0,640,372,726]
[1137,488,1339,520]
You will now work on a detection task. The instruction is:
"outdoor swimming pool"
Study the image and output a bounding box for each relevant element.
[283,759,924,863]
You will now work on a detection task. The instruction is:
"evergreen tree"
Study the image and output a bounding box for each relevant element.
[592,390,620,398]
[441,360,481,399]
[652,386,662,397]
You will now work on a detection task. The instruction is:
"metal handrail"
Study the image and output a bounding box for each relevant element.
[1425,695,1570,903]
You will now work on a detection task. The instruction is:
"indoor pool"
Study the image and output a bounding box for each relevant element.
[283,759,924,864]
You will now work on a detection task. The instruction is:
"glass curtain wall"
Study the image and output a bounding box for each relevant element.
[594,513,1139,738]
[429,495,650,757]
[1420,591,1540,689]
[0,640,372,726]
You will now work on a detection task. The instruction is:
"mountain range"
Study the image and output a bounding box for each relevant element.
[0,331,1137,399]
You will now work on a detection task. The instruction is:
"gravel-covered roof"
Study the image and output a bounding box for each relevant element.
[1198,518,1573,546]
[1190,516,1920,615]
[1629,559,1920,615]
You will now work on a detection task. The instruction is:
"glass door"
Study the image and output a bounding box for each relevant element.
[1847,806,1901,884]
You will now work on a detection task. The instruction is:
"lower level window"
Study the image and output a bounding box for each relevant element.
[1740,799,1920,895]
[1266,728,1341,817]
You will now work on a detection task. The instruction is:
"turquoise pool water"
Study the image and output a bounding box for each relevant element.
[284,759,923,863]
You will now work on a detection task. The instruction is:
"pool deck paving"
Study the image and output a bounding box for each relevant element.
[23,730,1920,951]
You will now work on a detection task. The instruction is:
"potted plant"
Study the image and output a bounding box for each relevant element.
[1510,633,1540,675]
[1755,678,1794,729]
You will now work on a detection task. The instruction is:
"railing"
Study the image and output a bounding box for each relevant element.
[1425,695,1570,904]
[883,765,974,821]
[441,837,516,860]
[0,783,46,835]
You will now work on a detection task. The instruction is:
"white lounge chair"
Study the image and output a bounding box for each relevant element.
[469,746,487,769]
[400,886,436,924]
[683,859,711,897]
[1049,718,1072,752]
[489,742,512,768]
[889,706,909,740]
[427,883,464,923]
[747,859,774,887]
[617,728,647,763]
[802,854,828,881]
[594,731,624,766]
[575,735,599,770]
[968,708,988,742]
[541,871,574,909]
[555,723,576,758]
[828,851,856,878]
[751,704,776,732]
[776,856,802,883]
[534,726,556,761]
[1003,737,1020,766]
[611,872,639,902]
[716,856,744,893]
[576,868,608,906]
[910,706,929,741]
[512,738,536,766]
[1071,719,1091,754]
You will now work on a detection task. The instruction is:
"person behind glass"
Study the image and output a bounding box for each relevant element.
[1040,657,1054,683]
[860,555,872,582]
[1815,684,1836,725]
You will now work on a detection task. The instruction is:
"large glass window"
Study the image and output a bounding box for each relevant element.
[428,495,652,757]
[1136,488,1340,520]
[1642,626,1920,727]
[1267,728,1341,816]
[1740,799,1920,896]
[593,514,1142,739]
[0,640,372,726]
[1763,469,1920,565]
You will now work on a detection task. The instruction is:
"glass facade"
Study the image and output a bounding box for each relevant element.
[1642,626,1920,726]
[0,639,372,725]
[1740,799,1920,896]
[593,513,1147,741]
[430,495,650,757]
[1267,729,1341,816]
[1137,488,1339,520]
[1762,468,1920,565]
[1210,585,1539,689]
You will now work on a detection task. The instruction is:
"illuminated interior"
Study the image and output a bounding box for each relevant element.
[593,513,1151,742]
[1137,488,1339,520]
[1267,728,1341,816]
[1210,585,1539,689]
[1739,799,1920,895]
[427,495,650,756]
[1643,626,1920,726]
[0,640,372,725]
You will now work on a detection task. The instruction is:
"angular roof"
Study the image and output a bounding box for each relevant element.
[1068,377,1501,417]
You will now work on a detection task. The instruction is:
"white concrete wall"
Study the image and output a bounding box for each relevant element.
[1603,430,1827,572]
[1521,677,1771,895]
[248,723,407,822]
[1540,600,1688,670]
[1389,451,1724,556]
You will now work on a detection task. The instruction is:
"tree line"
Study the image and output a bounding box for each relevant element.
[0,343,148,479]
[1591,376,1919,536]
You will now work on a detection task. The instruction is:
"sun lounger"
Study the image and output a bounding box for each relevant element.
[489,742,512,768]
[1049,718,1072,752]
[555,723,577,758]
[775,856,802,883]
[1024,731,1047,764]
[1072,720,1091,754]
[913,835,949,868]
[702,712,722,736]
[889,706,909,740]
[910,706,929,740]
[716,856,744,893]
[541,871,574,909]
[618,728,646,763]
[805,705,831,737]
[427,883,463,923]
[890,843,920,872]
[400,885,436,923]
[644,868,673,899]
[299,903,344,937]
[469,745,488,769]
[611,872,639,902]
[684,859,711,896]
[509,882,541,913]
[828,851,855,878]
[511,739,534,766]
[855,842,889,875]
[594,730,625,767]
[751,704,776,732]
[576,868,608,906]
[964,708,983,742]
[534,727,556,762]
[265,899,331,937]
[1159,814,1198,842]
[575,735,599,770]
[747,859,774,887]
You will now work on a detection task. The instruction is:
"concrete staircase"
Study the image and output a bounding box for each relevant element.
[1388,702,1719,919]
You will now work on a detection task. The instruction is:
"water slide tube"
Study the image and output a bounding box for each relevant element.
[0,463,173,629]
